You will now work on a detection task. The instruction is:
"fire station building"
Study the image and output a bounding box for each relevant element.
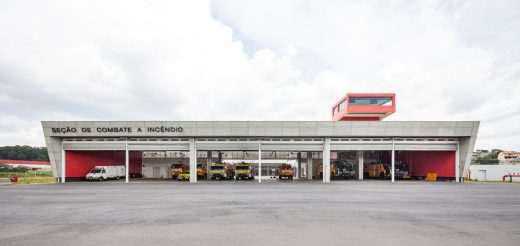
[41,93,479,183]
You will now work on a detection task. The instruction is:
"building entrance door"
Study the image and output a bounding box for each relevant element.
[153,167,161,178]
[478,170,486,181]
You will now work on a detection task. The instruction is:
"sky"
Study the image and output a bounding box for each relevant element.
[0,0,519,150]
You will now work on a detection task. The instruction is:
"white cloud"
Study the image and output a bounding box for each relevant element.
[211,0,520,150]
[0,0,519,151]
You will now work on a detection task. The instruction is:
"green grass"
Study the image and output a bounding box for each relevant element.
[10,176,57,184]
[0,170,53,178]
[0,170,56,184]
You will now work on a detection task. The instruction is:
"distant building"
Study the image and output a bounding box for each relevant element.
[471,153,478,163]
[498,151,520,164]
[474,149,490,158]
[0,160,51,170]
[469,165,520,182]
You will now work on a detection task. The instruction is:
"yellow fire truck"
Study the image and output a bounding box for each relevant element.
[317,163,337,179]
[278,163,294,180]
[235,162,254,180]
[170,163,187,179]
[363,163,391,179]
[209,163,235,180]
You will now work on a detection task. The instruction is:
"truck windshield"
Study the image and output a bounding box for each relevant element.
[197,164,203,168]
[280,165,292,169]
[211,166,224,170]
[235,166,249,170]
[171,164,183,168]
[90,169,102,173]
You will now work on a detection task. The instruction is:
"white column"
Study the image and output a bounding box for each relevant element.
[258,140,262,183]
[61,141,66,183]
[358,151,363,180]
[391,139,395,183]
[189,138,197,183]
[323,138,331,183]
[455,142,460,183]
[296,152,301,179]
[125,140,129,183]
[206,151,211,180]
[307,152,313,180]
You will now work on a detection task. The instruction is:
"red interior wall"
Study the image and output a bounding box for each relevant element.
[395,151,455,177]
[65,150,142,178]
[379,151,391,163]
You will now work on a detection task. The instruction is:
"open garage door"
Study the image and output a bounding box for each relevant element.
[360,150,456,180]
[395,151,456,180]
[62,140,192,182]
[65,150,142,182]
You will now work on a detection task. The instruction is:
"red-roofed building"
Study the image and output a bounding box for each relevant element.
[0,160,51,170]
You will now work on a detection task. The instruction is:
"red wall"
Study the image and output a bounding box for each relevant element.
[395,151,455,178]
[65,150,142,178]
[332,93,396,121]
[377,150,455,178]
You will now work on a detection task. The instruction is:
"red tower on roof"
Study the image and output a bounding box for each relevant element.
[332,93,396,121]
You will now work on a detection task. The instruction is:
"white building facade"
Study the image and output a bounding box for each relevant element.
[42,121,479,183]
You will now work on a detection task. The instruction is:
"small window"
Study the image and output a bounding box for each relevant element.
[340,100,347,110]
[349,97,392,106]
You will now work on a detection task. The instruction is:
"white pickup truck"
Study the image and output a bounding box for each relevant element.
[85,166,125,181]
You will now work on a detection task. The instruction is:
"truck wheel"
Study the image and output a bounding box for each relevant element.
[289,176,293,180]
[379,172,384,178]
[99,177,104,182]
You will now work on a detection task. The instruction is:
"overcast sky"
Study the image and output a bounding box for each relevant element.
[0,0,519,150]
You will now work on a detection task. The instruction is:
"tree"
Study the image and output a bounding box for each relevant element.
[36,154,47,161]
[477,157,499,164]
[489,149,503,159]
[0,146,49,161]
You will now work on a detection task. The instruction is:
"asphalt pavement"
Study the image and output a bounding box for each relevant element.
[1,180,519,246]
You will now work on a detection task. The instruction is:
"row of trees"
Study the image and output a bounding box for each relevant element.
[0,145,49,161]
